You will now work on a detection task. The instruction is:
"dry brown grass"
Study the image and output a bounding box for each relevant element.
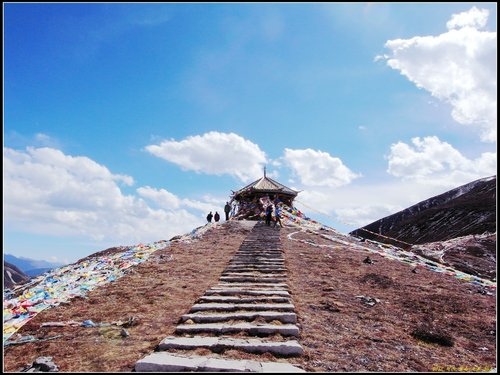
[3,222,496,372]
[282,227,496,372]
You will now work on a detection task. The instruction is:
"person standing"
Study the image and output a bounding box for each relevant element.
[265,204,273,226]
[273,204,283,228]
[206,211,213,223]
[214,211,220,222]
[224,202,231,220]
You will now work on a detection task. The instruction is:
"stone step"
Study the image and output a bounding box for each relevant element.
[230,258,284,261]
[222,267,287,275]
[231,258,284,262]
[231,256,284,259]
[199,295,291,304]
[158,336,303,356]
[222,272,286,277]
[238,245,281,248]
[237,242,281,244]
[190,303,295,312]
[222,272,286,276]
[221,271,287,281]
[236,252,281,254]
[219,276,286,283]
[135,352,305,372]
[233,254,283,258]
[134,223,304,373]
[237,250,282,253]
[228,263,285,267]
[205,289,291,297]
[209,287,290,294]
[214,283,289,289]
[239,240,280,243]
[181,311,297,324]
[175,322,300,337]
[223,267,287,272]
[229,263,285,267]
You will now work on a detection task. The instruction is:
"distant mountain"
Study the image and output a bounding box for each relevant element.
[4,261,30,290]
[4,254,65,277]
[350,175,496,246]
[23,268,57,277]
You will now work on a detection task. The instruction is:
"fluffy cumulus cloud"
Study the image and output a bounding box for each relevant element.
[282,148,360,187]
[382,7,497,142]
[334,205,400,228]
[446,6,489,29]
[291,173,490,232]
[145,131,267,182]
[295,182,422,230]
[386,136,496,186]
[137,186,218,214]
[137,186,181,209]
[3,147,207,247]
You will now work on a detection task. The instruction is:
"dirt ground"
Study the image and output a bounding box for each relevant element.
[3,221,496,372]
[283,228,496,372]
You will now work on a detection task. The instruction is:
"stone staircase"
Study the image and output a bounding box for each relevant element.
[135,222,305,372]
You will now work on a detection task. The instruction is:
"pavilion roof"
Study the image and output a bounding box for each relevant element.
[232,174,298,199]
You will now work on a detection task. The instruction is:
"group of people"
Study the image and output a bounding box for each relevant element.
[206,200,283,228]
[206,202,232,223]
[265,203,283,227]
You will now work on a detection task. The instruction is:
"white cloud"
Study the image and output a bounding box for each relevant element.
[145,131,267,182]
[382,7,497,142]
[386,136,496,186]
[137,186,180,209]
[289,136,495,231]
[34,133,57,147]
[334,205,399,228]
[136,186,225,215]
[3,147,209,249]
[295,184,408,229]
[446,6,489,30]
[282,148,361,187]
[6,131,62,151]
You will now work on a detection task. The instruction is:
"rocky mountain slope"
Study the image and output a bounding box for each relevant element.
[411,232,496,281]
[350,175,496,246]
[349,176,496,281]
[4,262,30,290]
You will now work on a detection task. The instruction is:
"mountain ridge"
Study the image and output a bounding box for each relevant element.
[4,254,65,277]
[3,262,30,290]
[349,175,496,246]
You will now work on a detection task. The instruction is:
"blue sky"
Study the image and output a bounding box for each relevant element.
[4,3,497,264]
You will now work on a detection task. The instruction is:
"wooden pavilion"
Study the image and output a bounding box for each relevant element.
[229,169,299,220]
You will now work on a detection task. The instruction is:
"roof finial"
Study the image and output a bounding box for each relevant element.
[264,166,266,177]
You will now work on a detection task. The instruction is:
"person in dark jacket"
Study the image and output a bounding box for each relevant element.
[206,211,213,223]
[214,212,220,222]
[265,204,273,226]
[224,202,231,220]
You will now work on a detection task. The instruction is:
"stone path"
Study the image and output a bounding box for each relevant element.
[135,222,305,372]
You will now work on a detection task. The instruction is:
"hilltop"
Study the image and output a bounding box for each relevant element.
[3,219,496,372]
